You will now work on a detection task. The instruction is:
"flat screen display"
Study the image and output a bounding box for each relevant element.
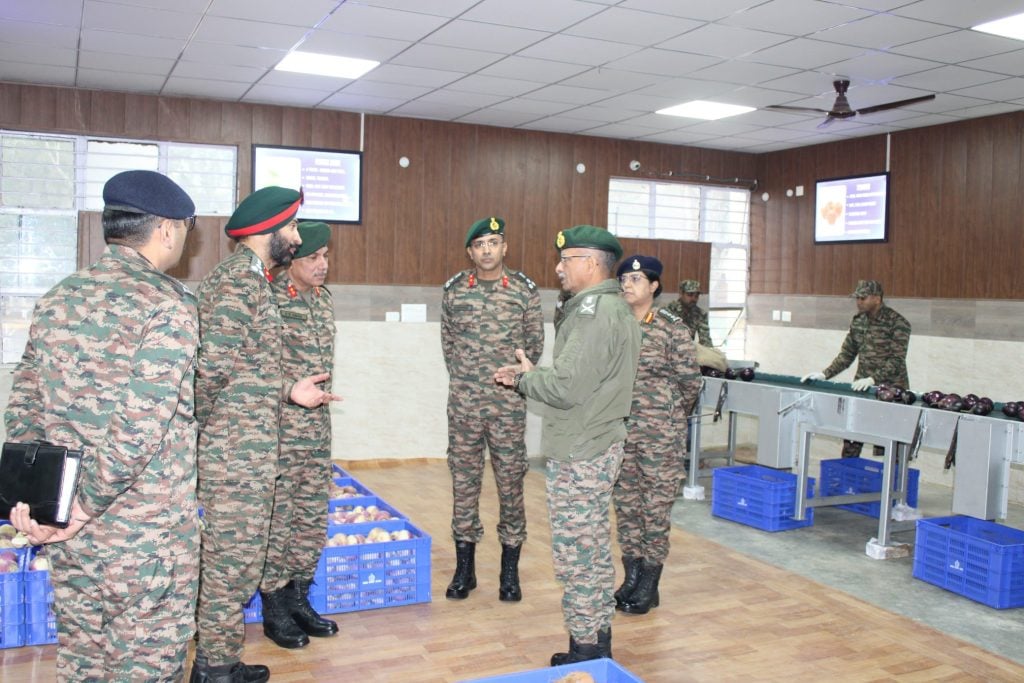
[814,172,889,244]
[252,144,362,224]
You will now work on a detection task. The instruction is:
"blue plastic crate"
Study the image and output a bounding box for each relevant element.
[460,658,642,683]
[331,463,348,478]
[318,519,431,614]
[913,515,1024,609]
[24,612,57,646]
[0,570,24,649]
[23,569,54,626]
[330,476,376,499]
[243,592,262,624]
[327,496,407,524]
[712,465,815,532]
[820,458,919,517]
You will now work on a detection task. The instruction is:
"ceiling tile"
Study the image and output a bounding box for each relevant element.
[603,48,719,77]
[355,0,480,17]
[952,78,1024,102]
[892,29,1024,64]
[518,34,641,66]
[565,7,703,45]
[741,38,867,69]
[172,60,267,83]
[318,4,449,41]
[895,65,1007,92]
[823,51,941,81]
[634,76,738,101]
[0,62,75,86]
[79,29,186,59]
[521,84,610,105]
[193,16,310,50]
[0,0,84,24]
[813,14,954,50]
[585,122,664,139]
[76,68,167,92]
[362,64,465,88]
[615,112,700,131]
[720,0,871,36]
[639,129,720,145]
[962,50,1024,78]
[416,89,508,108]
[561,105,632,123]
[520,115,601,134]
[243,83,333,107]
[257,69,353,92]
[489,98,578,116]
[456,109,545,127]
[0,43,76,67]
[320,92,406,113]
[461,0,605,32]
[659,24,791,59]
[162,77,252,100]
[422,20,550,53]
[83,0,201,40]
[673,119,762,136]
[478,56,590,82]
[298,32,412,62]
[342,81,433,99]
[761,71,855,96]
[883,112,959,128]
[80,51,175,76]
[180,42,287,69]
[818,0,907,12]
[389,100,479,120]
[0,22,81,49]
[891,0,1024,28]
[446,74,546,97]
[558,68,662,92]
[619,0,766,22]
[207,0,337,26]
[691,61,799,86]
[720,86,814,108]
[944,101,1024,118]
[390,44,504,72]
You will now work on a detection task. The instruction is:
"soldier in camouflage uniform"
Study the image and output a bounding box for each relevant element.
[260,222,339,644]
[5,170,200,682]
[664,279,712,346]
[802,280,911,457]
[441,216,544,602]
[552,288,572,330]
[495,225,640,666]
[612,255,700,616]
[192,187,341,683]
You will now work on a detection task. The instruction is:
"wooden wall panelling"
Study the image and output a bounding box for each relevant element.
[536,135,576,288]
[0,83,22,125]
[392,118,429,284]
[252,106,284,147]
[188,99,223,142]
[123,93,158,139]
[964,118,1003,299]
[937,124,969,298]
[20,85,58,131]
[281,107,312,148]
[520,131,555,287]
[477,125,529,273]
[989,116,1023,296]
[89,90,126,136]
[888,129,921,297]
[55,88,89,133]
[157,97,189,141]
[168,216,224,282]
[362,115,398,284]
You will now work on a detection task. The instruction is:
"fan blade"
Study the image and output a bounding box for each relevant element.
[856,94,936,115]
[817,116,836,129]
[766,104,833,114]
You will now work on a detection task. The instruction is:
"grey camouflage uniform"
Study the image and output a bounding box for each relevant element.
[262,275,335,592]
[441,267,544,545]
[664,298,711,346]
[5,244,200,682]
[614,307,700,564]
[194,244,284,665]
[516,280,640,644]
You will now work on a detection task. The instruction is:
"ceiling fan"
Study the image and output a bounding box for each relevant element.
[766,79,936,128]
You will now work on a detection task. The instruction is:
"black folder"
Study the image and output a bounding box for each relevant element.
[0,441,83,528]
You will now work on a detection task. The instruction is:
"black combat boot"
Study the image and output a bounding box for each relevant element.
[260,587,310,649]
[614,555,642,609]
[289,577,338,637]
[550,628,612,666]
[498,544,522,602]
[445,541,477,600]
[620,560,663,615]
[189,654,270,683]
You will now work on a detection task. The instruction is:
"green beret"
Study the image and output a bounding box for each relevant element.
[465,216,505,247]
[555,225,622,261]
[293,222,330,259]
[225,186,302,238]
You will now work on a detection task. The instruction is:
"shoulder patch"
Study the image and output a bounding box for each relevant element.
[248,254,264,277]
[578,294,600,317]
[657,307,681,324]
[443,270,467,291]
[513,271,537,291]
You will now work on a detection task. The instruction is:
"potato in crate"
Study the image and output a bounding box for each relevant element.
[329,476,376,500]
[820,457,919,517]
[913,515,1024,609]
[459,657,642,682]
[712,465,815,532]
[327,496,406,524]
[318,519,430,614]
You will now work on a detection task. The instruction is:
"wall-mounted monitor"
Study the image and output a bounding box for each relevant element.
[252,144,362,224]
[814,172,889,244]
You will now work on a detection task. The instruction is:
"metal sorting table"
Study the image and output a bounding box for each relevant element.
[687,373,1024,553]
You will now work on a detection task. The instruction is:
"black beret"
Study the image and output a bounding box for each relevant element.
[103,170,195,220]
[616,254,663,279]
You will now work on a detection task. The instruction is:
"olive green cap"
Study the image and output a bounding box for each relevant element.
[852,280,883,297]
[293,222,330,259]
[554,225,622,260]
[465,216,505,247]
[679,279,702,293]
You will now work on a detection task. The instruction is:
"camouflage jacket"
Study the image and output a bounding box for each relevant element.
[5,245,199,558]
[627,307,701,450]
[824,304,911,388]
[441,267,544,403]
[518,279,641,462]
[664,299,711,346]
[273,275,335,450]
[195,244,284,482]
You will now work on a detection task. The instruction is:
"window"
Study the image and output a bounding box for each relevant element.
[0,130,237,363]
[608,177,750,358]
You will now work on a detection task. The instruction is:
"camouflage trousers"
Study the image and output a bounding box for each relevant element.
[546,441,624,644]
[447,406,529,546]
[196,478,274,665]
[613,436,687,564]
[49,543,198,682]
[261,448,332,592]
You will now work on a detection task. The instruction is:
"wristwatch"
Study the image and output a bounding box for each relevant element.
[513,372,524,392]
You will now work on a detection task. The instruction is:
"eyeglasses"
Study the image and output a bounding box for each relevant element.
[559,255,592,264]
[619,273,648,285]
[184,216,197,233]
[470,237,503,250]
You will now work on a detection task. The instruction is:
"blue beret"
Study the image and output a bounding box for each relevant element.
[103,170,195,220]
[616,254,663,279]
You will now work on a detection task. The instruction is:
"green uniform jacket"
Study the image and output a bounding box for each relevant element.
[273,276,335,450]
[518,279,641,462]
[664,299,711,346]
[823,304,911,388]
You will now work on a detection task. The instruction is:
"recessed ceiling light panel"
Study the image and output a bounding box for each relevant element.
[972,12,1024,41]
[276,51,379,79]
[656,100,756,120]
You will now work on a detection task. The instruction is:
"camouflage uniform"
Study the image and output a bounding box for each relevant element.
[552,288,572,331]
[664,298,711,346]
[441,267,544,545]
[614,307,700,564]
[823,303,911,457]
[5,245,200,682]
[517,279,641,643]
[261,274,335,592]
[194,244,283,665]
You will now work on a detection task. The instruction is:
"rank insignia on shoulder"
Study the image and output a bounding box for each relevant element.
[248,255,264,276]
[579,295,598,316]
[514,271,536,291]
[658,308,681,324]
[443,271,467,291]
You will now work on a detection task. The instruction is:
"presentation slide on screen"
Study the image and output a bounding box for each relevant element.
[814,174,887,243]
[253,146,361,223]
